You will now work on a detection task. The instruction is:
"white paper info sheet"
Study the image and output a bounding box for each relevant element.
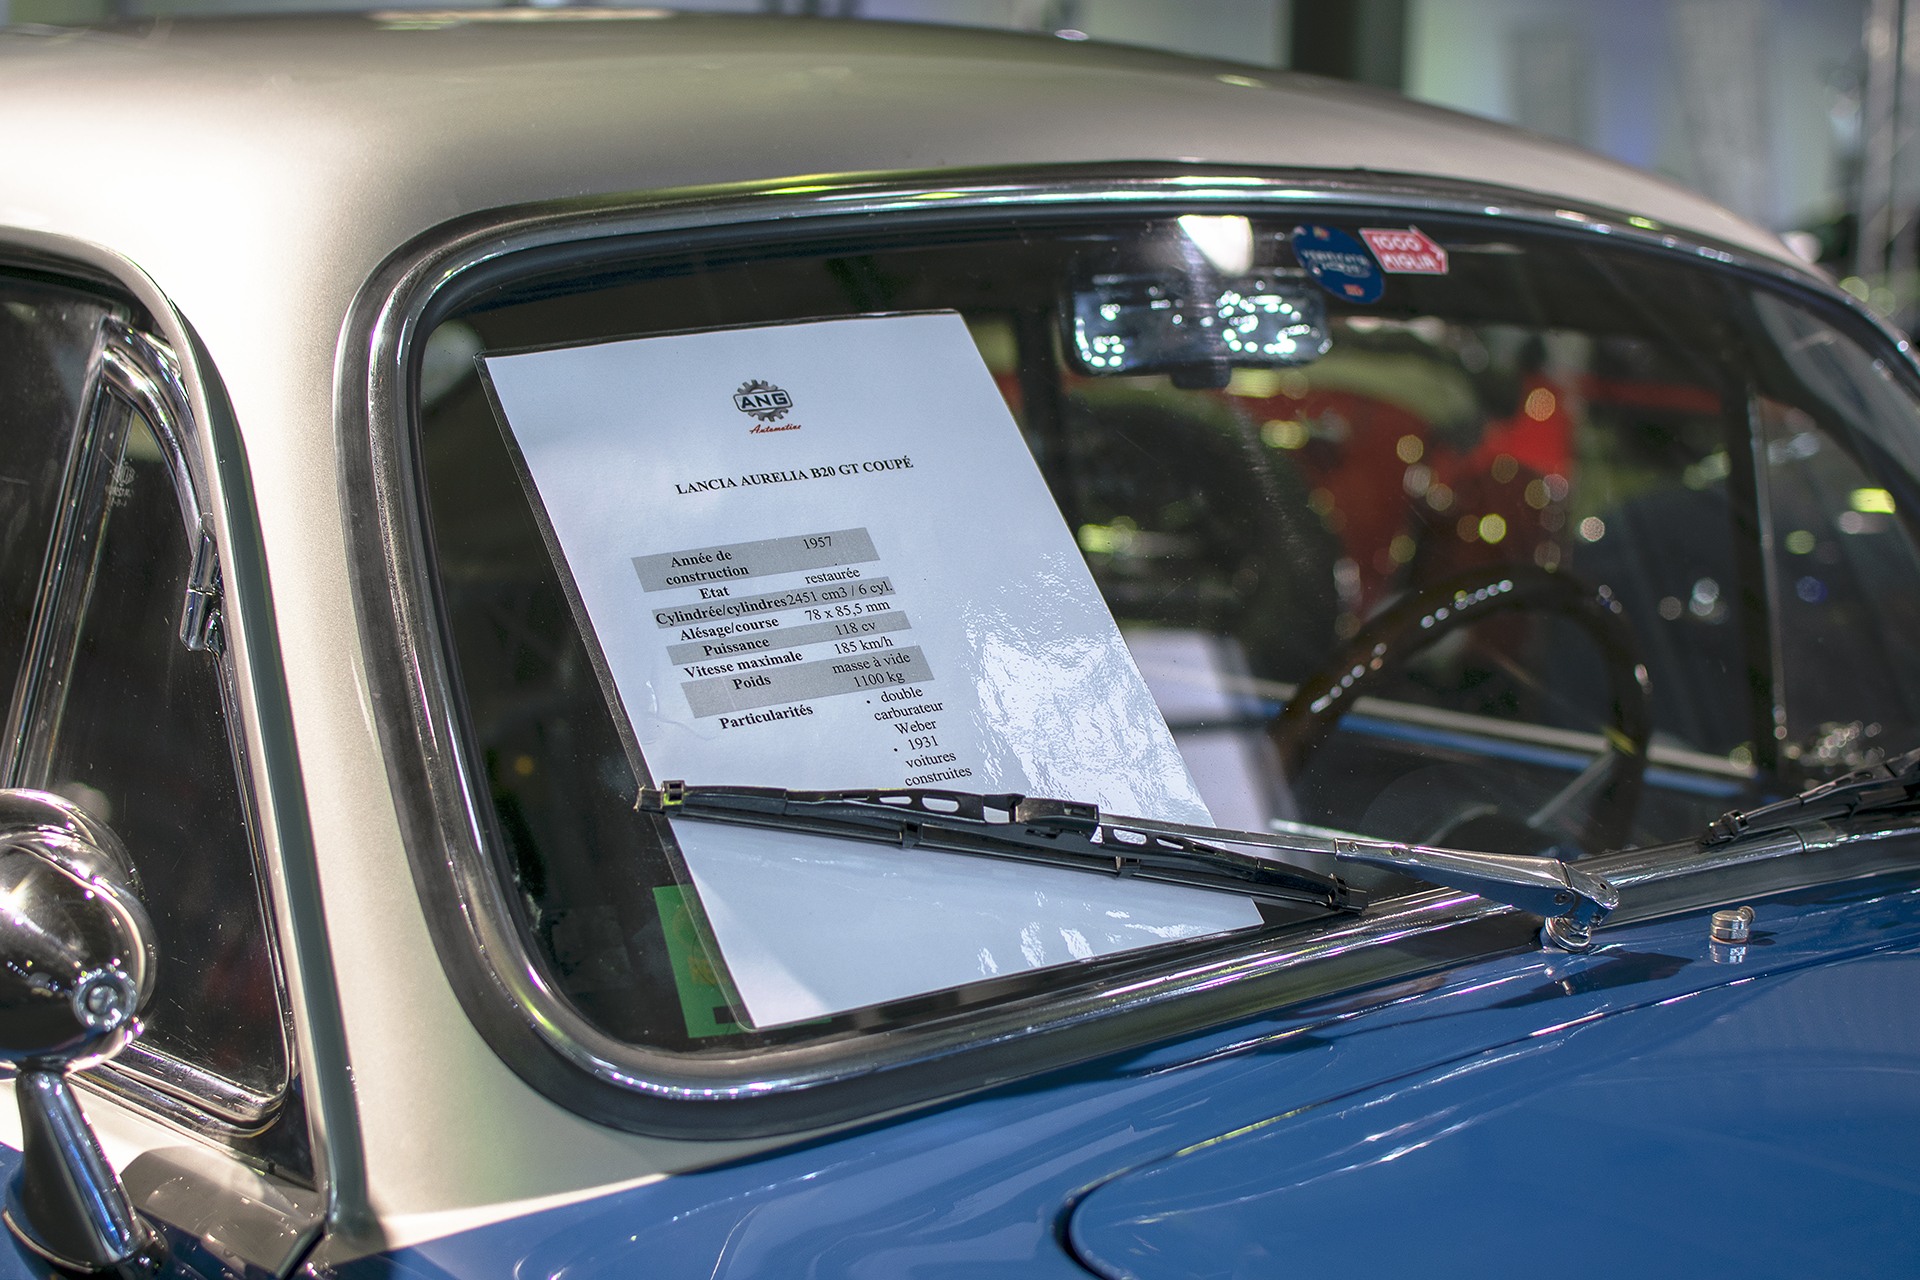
[481,313,1262,1026]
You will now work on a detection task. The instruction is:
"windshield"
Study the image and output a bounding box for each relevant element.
[414,201,1920,1054]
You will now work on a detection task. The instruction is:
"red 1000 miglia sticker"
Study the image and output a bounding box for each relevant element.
[1359,227,1449,274]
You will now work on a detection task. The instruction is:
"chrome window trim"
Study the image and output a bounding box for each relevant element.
[90,323,297,1131]
[342,164,1920,1138]
[82,1051,281,1140]
[0,307,295,1132]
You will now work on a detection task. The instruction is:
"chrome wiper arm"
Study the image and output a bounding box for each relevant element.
[1099,815,1617,952]
[638,781,1368,914]
[1704,746,1920,846]
[1327,840,1618,952]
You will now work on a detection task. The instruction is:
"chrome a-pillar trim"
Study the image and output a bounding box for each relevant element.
[339,165,1918,1139]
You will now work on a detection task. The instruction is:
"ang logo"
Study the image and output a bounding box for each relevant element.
[734,379,793,423]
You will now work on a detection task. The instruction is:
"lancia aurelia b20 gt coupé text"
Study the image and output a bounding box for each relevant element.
[0,12,1917,1280]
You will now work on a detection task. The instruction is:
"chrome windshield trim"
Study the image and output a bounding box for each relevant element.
[340,165,1907,1135]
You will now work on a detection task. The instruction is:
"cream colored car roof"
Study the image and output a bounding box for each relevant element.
[1,13,1795,284]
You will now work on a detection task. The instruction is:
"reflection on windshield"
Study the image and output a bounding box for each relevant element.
[1018,300,1749,857]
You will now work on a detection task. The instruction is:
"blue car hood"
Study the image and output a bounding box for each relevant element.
[1070,941,1920,1279]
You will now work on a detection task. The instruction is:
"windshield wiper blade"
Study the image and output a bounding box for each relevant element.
[638,781,1368,914]
[1704,746,1920,845]
[642,783,1626,950]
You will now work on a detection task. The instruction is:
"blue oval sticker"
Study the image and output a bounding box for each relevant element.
[1291,225,1384,304]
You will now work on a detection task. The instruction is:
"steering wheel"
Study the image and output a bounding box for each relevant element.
[1269,564,1652,855]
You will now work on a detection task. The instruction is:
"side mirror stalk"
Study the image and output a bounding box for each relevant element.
[7,1071,160,1276]
[0,791,163,1277]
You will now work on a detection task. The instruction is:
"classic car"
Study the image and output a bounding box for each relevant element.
[1,10,1917,1279]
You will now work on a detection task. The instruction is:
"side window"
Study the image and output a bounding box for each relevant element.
[41,411,286,1105]
[0,280,111,701]
[2,285,289,1121]
[1750,295,1920,775]
[1557,345,1747,763]
[1757,397,1920,769]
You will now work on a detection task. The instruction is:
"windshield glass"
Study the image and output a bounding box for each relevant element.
[415,204,1920,1051]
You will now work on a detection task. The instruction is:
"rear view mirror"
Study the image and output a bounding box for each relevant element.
[1063,217,1329,388]
[0,790,164,1277]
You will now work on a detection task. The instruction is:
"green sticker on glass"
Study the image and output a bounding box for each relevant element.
[654,884,747,1038]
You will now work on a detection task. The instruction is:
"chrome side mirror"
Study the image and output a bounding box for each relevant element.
[0,790,163,1277]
